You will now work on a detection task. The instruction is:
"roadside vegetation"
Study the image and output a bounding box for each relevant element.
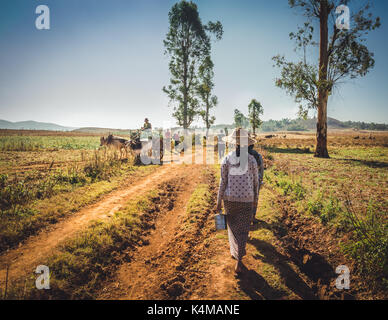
[0,135,100,151]
[0,133,159,253]
[0,129,387,299]
[261,135,387,295]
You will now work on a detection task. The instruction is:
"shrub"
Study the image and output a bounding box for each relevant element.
[271,169,306,201]
[0,175,33,212]
[307,193,343,225]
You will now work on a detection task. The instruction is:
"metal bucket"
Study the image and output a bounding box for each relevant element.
[215,212,226,230]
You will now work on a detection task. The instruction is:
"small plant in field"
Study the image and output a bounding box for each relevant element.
[306,192,343,225]
[268,168,305,201]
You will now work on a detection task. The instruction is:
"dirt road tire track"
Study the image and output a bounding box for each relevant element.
[0,164,186,288]
[98,166,217,300]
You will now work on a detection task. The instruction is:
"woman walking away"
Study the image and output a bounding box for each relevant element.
[216,128,259,275]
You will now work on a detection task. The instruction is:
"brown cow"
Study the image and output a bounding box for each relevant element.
[100,134,129,159]
[127,135,164,164]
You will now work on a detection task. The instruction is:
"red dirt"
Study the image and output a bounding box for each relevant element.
[0,164,186,288]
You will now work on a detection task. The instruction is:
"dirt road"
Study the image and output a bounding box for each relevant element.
[0,160,361,300]
[97,171,356,300]
[0,164,188,288]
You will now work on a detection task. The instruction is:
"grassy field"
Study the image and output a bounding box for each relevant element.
[256,131,388,294]
[0,130,160,254]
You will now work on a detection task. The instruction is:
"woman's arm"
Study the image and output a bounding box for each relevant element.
[216,158,228,211]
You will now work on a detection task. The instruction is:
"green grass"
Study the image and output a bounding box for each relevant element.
[0,136,100,151]
[265,146,388,294]
[306,191,343,225]
[184,167,217,228]
[184,182,214,230]
[264,168,306,201]
[330,146,388,162]
[341,199,388,291]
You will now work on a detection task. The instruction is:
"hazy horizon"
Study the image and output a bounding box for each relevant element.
[1,0,388,129]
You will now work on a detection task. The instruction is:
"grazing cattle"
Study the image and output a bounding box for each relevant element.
[100,132,164,164]
[100,134,130,159]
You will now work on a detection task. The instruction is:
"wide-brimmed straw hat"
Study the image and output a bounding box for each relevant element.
[222,128,256,146]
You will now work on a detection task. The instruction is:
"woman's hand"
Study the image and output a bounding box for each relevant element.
[216,202,222,212]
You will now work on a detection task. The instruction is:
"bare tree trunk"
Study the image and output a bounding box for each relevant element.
[183,32,188,129]
[183,94,188,129]
[183,67,188,129]
[316,91,329,157]
[315,0,330,158]
[206,103,209,132]
[253,111,256,135]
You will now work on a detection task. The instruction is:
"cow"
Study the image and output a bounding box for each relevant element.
[100,134,130,159]
[125,130,164,165]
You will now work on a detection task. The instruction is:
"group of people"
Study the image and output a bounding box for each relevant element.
[141,118,180,151]
[141,120,264,275]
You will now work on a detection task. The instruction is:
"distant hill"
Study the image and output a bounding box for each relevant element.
[73,127,131,135]
[259,117,388,132]
[1,117,386,133]
[0,119,76,131]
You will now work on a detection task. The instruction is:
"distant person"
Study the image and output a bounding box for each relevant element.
[164,129,171,154]
[173,131,180,153]
[140,118,152,140]
[216,128,258,275]
[217,129,226,159]
[224,127,229,151]
[141,118,152,131]
[164,129,171,140]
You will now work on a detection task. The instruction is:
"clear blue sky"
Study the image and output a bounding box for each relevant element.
[0,0,387,129]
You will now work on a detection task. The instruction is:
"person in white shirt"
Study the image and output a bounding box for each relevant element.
[216,128,258,274]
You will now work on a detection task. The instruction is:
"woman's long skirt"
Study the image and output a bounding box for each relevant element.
[224,200,253,260]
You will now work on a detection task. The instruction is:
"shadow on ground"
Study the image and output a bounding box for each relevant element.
[236,263,288,300]
[248,238,317,300]
[337,158,388,169]
[263,146,313,154]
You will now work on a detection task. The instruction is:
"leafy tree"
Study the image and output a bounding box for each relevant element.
[248,99,264,135]
[163,1,222,129]
[273,0,380,158]
[197,56,217,134]
[233,109,249,128]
